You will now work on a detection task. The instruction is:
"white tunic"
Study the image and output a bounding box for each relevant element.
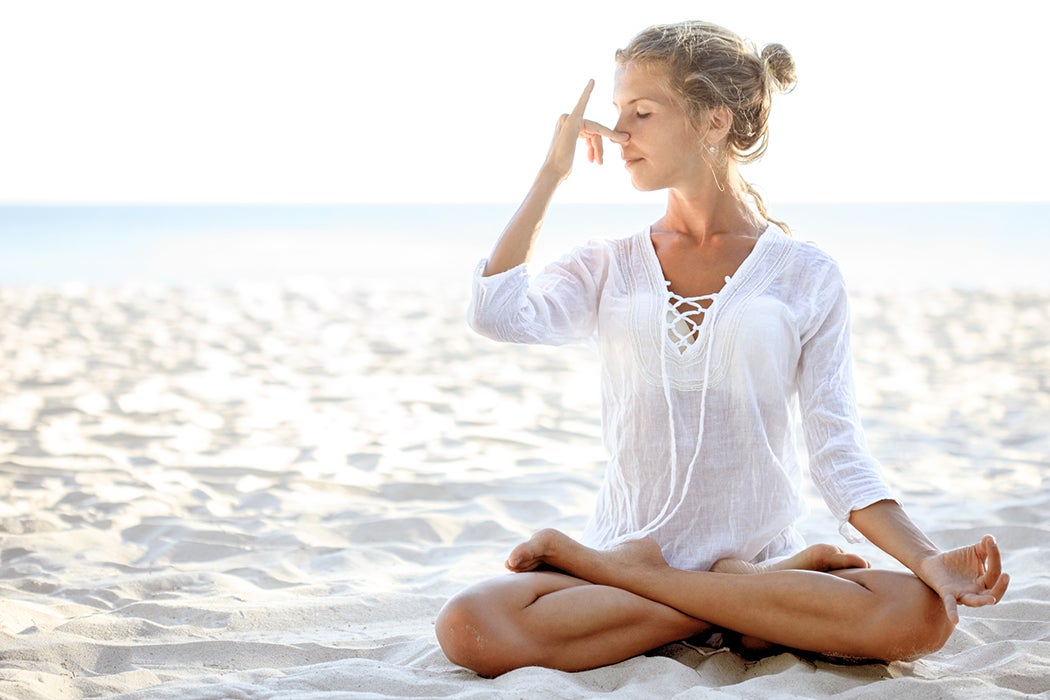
[468,226,895,572]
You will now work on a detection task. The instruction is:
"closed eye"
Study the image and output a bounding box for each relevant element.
[636,112,651,119]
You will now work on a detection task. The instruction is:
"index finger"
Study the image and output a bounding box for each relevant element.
[582,119,629,143]
[570,79,595,119]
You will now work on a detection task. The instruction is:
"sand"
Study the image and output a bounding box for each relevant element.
[1,279,1048,699]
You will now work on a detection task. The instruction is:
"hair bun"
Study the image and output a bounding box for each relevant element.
[760,43,796,93]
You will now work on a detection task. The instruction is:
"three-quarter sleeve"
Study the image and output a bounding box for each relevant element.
[467,241,610,346]
[797,260,897,542]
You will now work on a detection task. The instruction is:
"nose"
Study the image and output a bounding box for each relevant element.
[612,119,631,157]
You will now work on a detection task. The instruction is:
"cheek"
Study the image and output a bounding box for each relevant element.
[654,124,691,152]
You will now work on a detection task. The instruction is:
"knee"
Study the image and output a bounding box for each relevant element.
[903,593,955,660]
[865,584,955,661]
[435,591,517,677]
[435,593,484,672]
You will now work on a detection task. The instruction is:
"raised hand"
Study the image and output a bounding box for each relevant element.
[543,80,628,181]
[482,81,629,277]
[917,535,1010,624]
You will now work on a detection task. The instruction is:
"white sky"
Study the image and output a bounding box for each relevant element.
[0,0,1046,204]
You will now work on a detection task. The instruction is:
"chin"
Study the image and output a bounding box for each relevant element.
[625,168,667,193]
[628,176,664,193]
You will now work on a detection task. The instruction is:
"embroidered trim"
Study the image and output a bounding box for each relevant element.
[628,227,794,392]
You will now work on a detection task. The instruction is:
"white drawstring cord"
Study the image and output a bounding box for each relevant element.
[626,284,720,541]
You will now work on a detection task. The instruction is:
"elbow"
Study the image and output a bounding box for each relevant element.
[467,298,536,344]
[466,293,497,338]
[466,308,506,341]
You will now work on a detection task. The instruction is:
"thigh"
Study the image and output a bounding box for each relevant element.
[830,567,945,617]
[437,570,712,675]
[451,568,591,611]
[718,567,954,663]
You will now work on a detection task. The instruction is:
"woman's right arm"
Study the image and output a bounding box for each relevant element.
[484,79,626,276]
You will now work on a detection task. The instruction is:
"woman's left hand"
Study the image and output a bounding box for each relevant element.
[916,535,1010,624]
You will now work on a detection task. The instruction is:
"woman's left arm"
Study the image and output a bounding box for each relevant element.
[795,259,1009,622]
[849,499,1010,623]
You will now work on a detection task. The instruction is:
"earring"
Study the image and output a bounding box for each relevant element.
[703,143,726,193]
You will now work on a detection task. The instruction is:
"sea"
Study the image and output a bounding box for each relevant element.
[0,203,1047,291]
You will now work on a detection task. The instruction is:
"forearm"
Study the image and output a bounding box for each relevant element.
[484,166,563,277]
[848,499,940,574]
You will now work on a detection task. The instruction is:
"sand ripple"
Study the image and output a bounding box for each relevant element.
[1,284,1048,698]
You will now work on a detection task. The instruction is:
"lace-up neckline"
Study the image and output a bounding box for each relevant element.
[665,277,731,354]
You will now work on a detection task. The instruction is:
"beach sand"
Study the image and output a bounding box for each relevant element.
[1,279,1048,698]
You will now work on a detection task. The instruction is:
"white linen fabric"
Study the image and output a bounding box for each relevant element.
[468,226,896,572]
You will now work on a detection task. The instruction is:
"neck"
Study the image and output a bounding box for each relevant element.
[658,179,765,243]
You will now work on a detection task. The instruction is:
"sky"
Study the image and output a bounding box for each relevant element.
[0,0,1046,205]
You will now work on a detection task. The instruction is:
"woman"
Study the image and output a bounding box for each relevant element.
[435,21,1009,677]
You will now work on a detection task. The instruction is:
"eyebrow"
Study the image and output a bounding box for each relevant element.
[612,96,661,108]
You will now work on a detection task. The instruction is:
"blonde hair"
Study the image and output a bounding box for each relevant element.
[616,21,796,233]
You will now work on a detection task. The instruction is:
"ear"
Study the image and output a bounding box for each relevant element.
[704,105,733,148]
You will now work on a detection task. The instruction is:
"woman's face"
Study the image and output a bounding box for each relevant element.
[612,61,708,193]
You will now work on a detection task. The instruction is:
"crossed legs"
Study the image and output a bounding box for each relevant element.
[436,529,954,676]
[436,568,709,677]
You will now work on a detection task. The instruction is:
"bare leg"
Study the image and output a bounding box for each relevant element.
[437,541,921,675]
[710,543,871,657]
[508,529,954,663]
[436,569,712,677]
[712,543,870,575]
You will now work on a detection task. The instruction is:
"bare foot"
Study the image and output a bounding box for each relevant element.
[711,543,869,575]
[506,529,670,586]
[506,528,566,572]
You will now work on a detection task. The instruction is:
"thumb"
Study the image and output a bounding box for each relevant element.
[942,593,960,625]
